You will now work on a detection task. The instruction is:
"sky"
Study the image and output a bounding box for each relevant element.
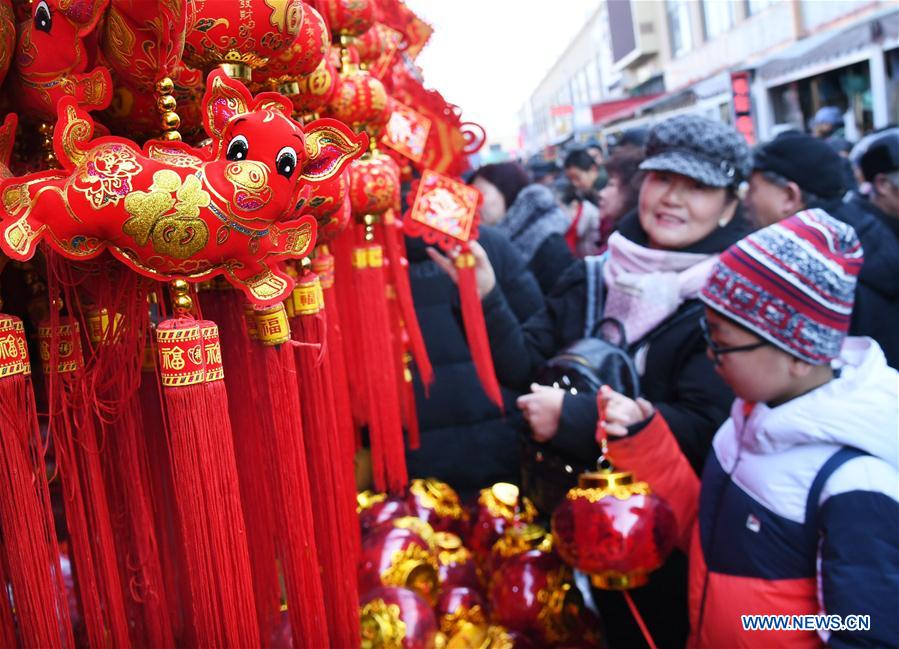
[405,0,599,151]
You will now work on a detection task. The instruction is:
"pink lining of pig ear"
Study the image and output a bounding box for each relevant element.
[201,70,253,141]
[299,119,368,183]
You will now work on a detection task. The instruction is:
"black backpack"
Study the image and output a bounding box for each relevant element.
[523,256,702,515]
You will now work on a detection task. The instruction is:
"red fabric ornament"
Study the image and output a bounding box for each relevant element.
[282,55,338,118]
[256,2,330,82]
[11,0,112,121]
[306,167,350,241]
[359,587,439,649]
[184,0,303,76]
[404,170,503,409]
[324,64,389,135]
[0,70,367,306]
[0,0,14,87]
[359,525,438,605]
[155,311,260,646]
[0,313,75,648]
[315,0,374,38]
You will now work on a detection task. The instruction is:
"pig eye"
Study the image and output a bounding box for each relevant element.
[276,146,297,179]
[226,134,249,161]
[35,1,52,33]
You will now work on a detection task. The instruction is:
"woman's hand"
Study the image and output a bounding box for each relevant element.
[516,383,564,442]
[426,240,497,298]
[598,385,654,439]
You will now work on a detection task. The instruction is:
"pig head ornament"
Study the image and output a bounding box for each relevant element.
[0,70,368,305]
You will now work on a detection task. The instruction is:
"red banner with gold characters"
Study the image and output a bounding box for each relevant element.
[405,170,481,249]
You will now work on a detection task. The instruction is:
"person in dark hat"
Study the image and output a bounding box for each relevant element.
[748,130,899,369]
[745,130,847,227]
[858,128,899,230]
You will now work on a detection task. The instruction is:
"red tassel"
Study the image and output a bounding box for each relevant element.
[138,351,192,644]
[290,271,361,647]
[251,303,328,648]
[200,290,281,645]
[456,252,504,410]
[0,548,16,648]
[40,310,131,649]
[352,222,408,493]
[331,232,370,432]
[0,313,74,648]
[156,310,260,647]
[382,211,433,389]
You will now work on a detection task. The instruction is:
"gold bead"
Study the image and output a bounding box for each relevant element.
[162,131,182,142]
[161,111,181,130]
[173,294,193,311]
[157,94,177,113]
[171,279,189,294]
[155,77,174,95]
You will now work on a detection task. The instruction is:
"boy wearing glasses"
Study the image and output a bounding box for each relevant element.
[599,209,899,648]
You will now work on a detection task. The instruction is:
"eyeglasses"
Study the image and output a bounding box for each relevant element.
[699,316,770,366]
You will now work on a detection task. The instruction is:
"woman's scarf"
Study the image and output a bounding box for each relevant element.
[601,231,719,343]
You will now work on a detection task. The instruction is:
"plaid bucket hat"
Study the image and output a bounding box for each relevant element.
[639,115,752,188]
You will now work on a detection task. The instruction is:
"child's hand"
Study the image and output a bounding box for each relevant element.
[516,383,564,442]
[598,385,655,439]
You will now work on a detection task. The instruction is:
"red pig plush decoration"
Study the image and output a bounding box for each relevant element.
[0,70,368,305]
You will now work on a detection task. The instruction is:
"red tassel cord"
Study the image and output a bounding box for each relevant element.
[251,304,328,648]
[199,289,281,645]
[382,211,433,389]
[0,313,74,648]
[138,344,192,645]
[331,231,370,433]
[0,546,16,648]
[289,271,361,648]
[78,270,173,649]
[156,306,260,648]
[352,217,408,493]
[40,304,131,649]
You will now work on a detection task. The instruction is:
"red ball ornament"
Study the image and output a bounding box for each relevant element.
[305,168,349,240]
[257,2,330,82]
[432,532,480,592]
[488,550,582,646]
[348,150,400,217]
[184,0,303,79]
[358,490,412,538]
[486,523,553,579]
[359,586,438,649]
[282,56,338,117]
[358,524,439,606]
[316,0,374,38]
[324,66,388,133]
[405,478,468,536]
[552,468,677,590]
[467,483,537,565]
[436,586,488,640]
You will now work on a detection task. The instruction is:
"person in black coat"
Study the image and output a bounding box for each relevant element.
[470,161,577,294]
[431,115,754,649]
[404,225,544,500]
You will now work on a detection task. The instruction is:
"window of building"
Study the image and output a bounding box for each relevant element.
[702,0,734,39]
[667,0,694,57]
[747,0,779,15]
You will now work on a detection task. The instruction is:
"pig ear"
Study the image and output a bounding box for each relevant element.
[0,113,17,168]
[299,119,369,182]
[202,70,252,141]
[253,92,294,117]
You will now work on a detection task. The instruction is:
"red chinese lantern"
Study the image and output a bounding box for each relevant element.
[551,394,677,591]
[184,0,303,81]
[316,0,374,39]
[359,586,438,649]
[436,586,488,641]
[324,65,389,134]
[257,1,330,81]
[432,532,480,592]
[358,491,412,537]
[283,55,339,119]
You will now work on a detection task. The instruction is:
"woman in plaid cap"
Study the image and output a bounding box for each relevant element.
[431,114,754,648]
